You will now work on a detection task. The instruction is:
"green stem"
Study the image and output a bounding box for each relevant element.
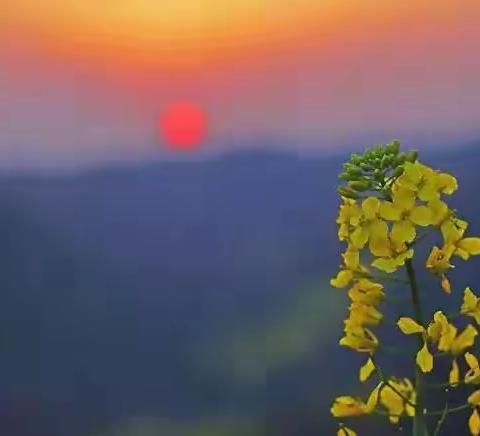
[406,259,429,436]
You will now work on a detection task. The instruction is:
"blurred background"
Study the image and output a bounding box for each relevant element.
[1,1,480,435]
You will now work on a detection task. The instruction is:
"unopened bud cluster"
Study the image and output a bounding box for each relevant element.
[338,140,418,199]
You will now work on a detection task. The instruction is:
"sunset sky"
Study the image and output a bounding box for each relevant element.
[1,0,480,169]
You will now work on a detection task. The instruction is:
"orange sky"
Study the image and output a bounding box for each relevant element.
[5,0,476,69]
[1,1,480,169]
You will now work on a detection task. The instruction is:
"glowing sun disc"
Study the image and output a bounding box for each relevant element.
[160,102,207,151]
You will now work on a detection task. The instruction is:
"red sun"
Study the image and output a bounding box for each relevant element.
[160,102,207,151]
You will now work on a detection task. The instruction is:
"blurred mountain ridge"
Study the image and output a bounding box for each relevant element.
[0,143,479,435]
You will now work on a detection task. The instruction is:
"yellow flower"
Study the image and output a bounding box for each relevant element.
[379,378,416,424]
[427,311,450,343]
[462,288,480,324]
[350,197,391,257]
[426,246,454,275]
[359,357,375,382]
[348,279,385,305]
[427,312,477,355]
[470,409,480,436]
[337,426,356,436]
[347,303,383,326]
[394,161,458,199]
[337,197,362,241]
[440,217,480,260]
[331,247,366,288]
[331,396,369,417]
[379,187,433,245]
[465,353,480,385]
[331,385,381,418]
[394,161,441,201]
[340,326,378,353]
[426,245,454,293]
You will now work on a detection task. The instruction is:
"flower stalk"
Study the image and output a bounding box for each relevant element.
[406,259,428,436]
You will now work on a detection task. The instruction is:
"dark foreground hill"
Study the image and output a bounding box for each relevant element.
[0,145,479,435]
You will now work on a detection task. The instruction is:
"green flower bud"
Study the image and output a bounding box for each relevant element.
[393,166,404,177]
[348,167,362,177]
[349,180,370,192]
[406,150,418,163]
[337,186,359,199]
[364,149,374,160]
[360,162,374,171]
[338,172,350,181]
[351,154,363,165]
[381,155,392,168]
[394,152,407,166]
[386,140,400,155]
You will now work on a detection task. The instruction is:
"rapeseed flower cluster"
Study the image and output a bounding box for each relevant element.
[330,142,480,435]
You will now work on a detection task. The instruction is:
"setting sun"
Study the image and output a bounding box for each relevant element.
[160,102,207,151]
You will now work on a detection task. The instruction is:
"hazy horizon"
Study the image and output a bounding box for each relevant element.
[2,1,480,170]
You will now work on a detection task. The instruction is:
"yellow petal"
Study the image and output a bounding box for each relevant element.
[331,396,368,417]
[409,205,433,226]
[397,317,424,334]
[469,391,480,407]
[437,172,458,195]
[449,359,460,385]
[359,358,375,382]
[428,199,449,226]
[441,275,452,294]
[379,201,402,221]
[401,162,423,188]
[418,183,439,202]
[451,325,478,355]
[368,220,392,257]
[458,238,480,256]
[343,249,360,270]
[350,226,369,249]
[438,323,458,352]
[331,270,354,288]
[338,426,357,436]
[392,219,416,244]
[365,383,382,412]
[462,288,479,314]
[371,257,399,273]
[466,353,480,370]
[393,187,416,211]
[362,197,381,220]
[416,342,433,373]
[441,219,465,245]
[470,409,480,436]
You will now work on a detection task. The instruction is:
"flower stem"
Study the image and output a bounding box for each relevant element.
[406,259,429,436]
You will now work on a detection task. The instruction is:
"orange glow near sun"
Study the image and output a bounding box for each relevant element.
[2,0,394,70]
